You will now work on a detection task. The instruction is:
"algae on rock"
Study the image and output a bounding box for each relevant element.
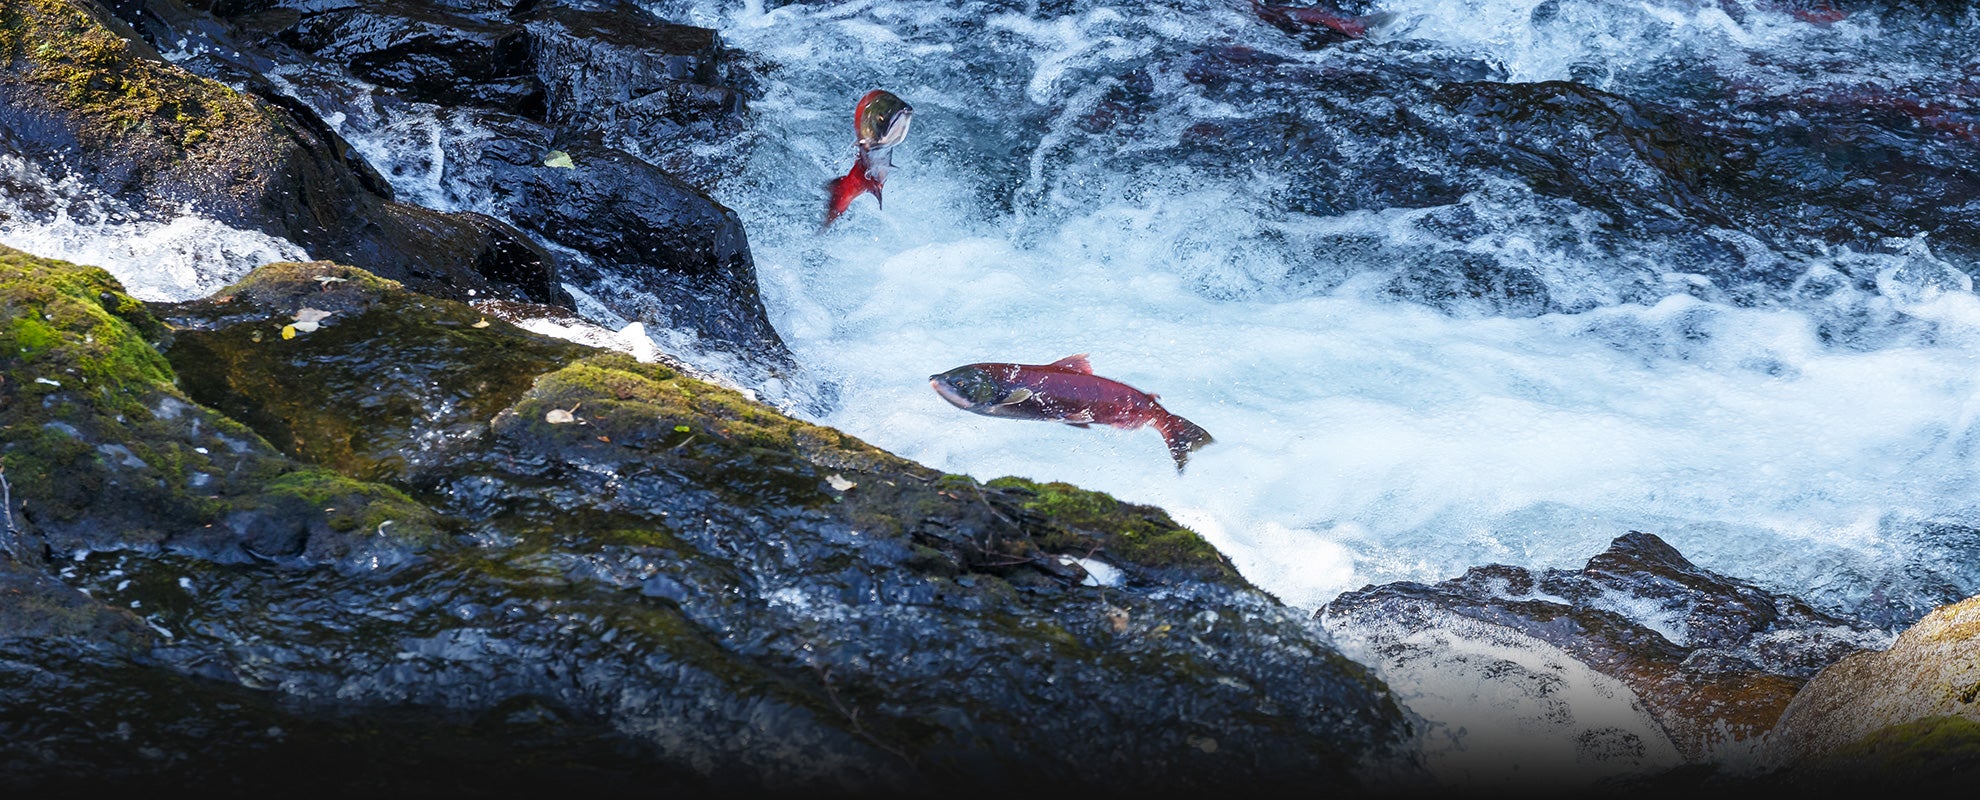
[0,245,438,565]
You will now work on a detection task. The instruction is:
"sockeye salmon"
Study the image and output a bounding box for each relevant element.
[822,89,913,230]
[930,354,1215,473]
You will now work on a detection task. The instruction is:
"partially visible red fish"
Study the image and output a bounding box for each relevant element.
[822,89,914,230]
[1251,1,1396,49]
[930,354,1215,473]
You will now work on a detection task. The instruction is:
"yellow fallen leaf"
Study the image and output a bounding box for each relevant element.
[472,318,491,328]
[543,150,574,168]
[281,324,296,340]
[545,408,575,424]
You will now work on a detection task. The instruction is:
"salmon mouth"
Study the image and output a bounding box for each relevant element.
[930,378,972,409]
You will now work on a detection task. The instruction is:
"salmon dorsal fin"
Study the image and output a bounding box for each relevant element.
[1048,354,1093,374]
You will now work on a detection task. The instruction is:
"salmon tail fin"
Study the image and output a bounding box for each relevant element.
[1154,412,1214,473]
[821,162,875,231]
[821,160,889,230]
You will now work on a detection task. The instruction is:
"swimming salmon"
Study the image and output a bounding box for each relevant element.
[930,354,1215,473]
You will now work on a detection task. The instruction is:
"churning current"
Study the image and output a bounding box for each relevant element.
[680,0,1980,622]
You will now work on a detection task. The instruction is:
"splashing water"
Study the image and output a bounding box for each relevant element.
[682,0,1980,783]
[0,155,309,301]
[688,0,1980,615]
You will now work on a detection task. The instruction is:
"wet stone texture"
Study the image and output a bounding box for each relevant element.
[108,0,791,367]
[1322,531,1892,763]
[0,0,566,307]
[0,254,1427,793]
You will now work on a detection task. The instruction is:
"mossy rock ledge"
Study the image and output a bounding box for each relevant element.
[0,250,1426,794]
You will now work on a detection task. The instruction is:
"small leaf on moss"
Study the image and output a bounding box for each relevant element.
[546,408,576,424]
[826,474,856,492]
[472,318,491,328]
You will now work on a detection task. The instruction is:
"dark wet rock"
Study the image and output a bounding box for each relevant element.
[100,0,780,365]
[1693,85,1980,263]
[521,0,749,175]
[482,135,786,360]
[1383,250,1554,318]
[198,0,751,182]
[1,255,1427,793]
[1433,80,1732,232]
[0,559,153,654]
[0,640,705,793]
[0,0,570,307]
[0,246,441,569]
[1322,531,1890,762]
[1039,32,1980,319]
[283,3,542,114]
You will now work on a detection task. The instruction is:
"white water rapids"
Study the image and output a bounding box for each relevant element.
[4,0,1976,789]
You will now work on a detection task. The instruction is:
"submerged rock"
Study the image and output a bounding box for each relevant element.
[1,253,1427,793]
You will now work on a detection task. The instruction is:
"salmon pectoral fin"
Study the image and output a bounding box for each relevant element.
[1154,412,1215,473]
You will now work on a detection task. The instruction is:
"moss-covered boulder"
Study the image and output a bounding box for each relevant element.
[0,245,439,566]
[1755,592,1980,789]
[1,254,1428,793]
[0,0,565,306]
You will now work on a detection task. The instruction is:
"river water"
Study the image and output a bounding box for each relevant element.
[3,0,1976,788]
[690,0,1980,618]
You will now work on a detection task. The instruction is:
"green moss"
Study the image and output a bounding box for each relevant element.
[1821,715,1980,778]
[1,247,449,559]
[0,246,176,414]
[523,355,808,452]
[0,0,268,161]
[211,260,405,304]
[987,476,1236,579]
[164,263,589,482]
[263,468,439,544]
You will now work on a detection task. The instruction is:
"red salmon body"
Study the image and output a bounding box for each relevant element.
[822,158,884,230]
[930,354,1215,472]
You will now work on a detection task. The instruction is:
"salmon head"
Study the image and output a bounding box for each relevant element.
[855,89,914,151]
[929,365,1002,410]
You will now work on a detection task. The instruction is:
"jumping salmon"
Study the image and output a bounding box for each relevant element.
[930,354,1215,473]
[822,89,913,230]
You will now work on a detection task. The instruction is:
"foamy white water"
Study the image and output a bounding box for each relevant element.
[692,0,1980,616]
[0,156,309,302]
